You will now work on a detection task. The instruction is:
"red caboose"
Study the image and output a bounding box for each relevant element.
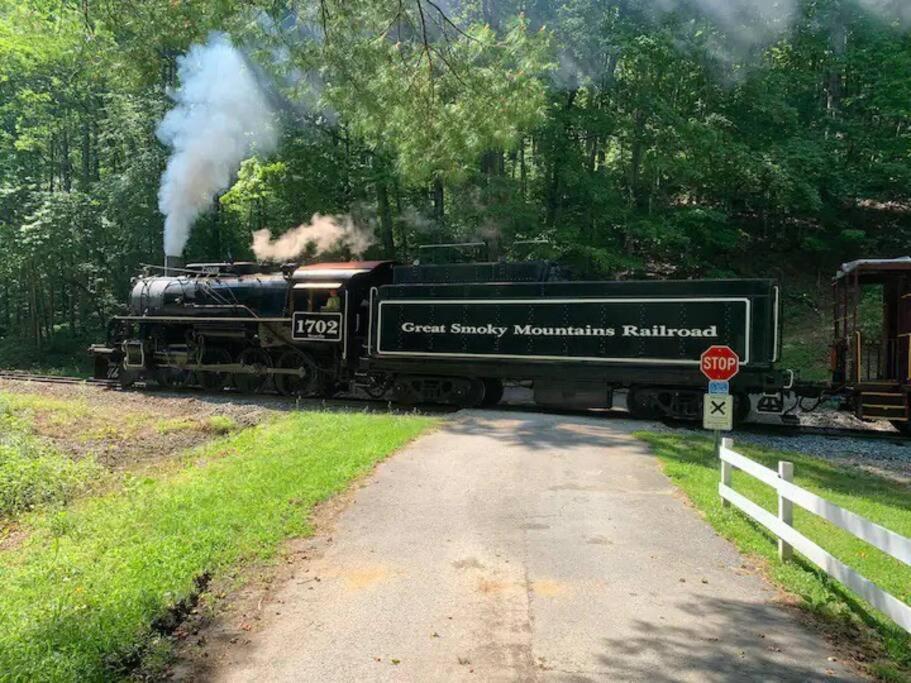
[832,258,911,432]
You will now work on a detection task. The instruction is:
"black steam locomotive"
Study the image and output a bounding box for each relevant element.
[91,258,792,421]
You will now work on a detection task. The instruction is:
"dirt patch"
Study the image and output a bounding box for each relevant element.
[0,380,286,471]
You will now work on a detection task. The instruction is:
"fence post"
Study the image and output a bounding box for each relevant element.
[720,437,733,508]
[778,461,794,561]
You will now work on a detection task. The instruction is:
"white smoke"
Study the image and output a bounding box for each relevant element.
[157,33,278,257]
[251,214,375,262]
[545,0,909,83]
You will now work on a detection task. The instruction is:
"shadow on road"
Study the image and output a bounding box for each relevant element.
[595,595,858,682]
[444,410,644,451]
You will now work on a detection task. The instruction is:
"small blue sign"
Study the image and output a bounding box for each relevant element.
[708,380,730,395]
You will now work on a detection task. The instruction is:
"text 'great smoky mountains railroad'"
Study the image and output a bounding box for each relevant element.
[400,323,721,339]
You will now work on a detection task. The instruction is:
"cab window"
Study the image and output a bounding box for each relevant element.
[292,284,343,313]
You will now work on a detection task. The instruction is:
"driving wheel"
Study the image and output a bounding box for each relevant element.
[233,348,272,393]
[274,350,319,397]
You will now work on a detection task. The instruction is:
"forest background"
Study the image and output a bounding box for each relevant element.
[1,0,909,374]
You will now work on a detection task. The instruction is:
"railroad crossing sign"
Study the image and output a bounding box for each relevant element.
[703,394,734,431]
[700,345,740,382]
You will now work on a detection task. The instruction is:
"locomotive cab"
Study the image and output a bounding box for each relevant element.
[288,261,394,366]
[832,257,911,431]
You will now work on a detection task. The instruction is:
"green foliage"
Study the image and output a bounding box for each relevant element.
[637,432,911,679]
[2,0,911,355]
[0,394,103,517]
[321,10,552,184]
[0,332,96,375]
[0,409,434,680]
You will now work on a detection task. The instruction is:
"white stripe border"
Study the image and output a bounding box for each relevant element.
[376,297,752,365]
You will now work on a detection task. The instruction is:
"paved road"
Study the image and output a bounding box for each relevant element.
[204,410,861,682]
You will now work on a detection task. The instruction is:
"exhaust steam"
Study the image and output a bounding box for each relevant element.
[251,214,375,262]
[157,32,278,257]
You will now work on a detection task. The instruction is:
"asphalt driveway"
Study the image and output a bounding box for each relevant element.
[201,410,861,681]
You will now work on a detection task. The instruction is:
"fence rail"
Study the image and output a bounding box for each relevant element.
[718,438,911,634]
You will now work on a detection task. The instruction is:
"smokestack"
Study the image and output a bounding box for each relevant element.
[165,256,185,275]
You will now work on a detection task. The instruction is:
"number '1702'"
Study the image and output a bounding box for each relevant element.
[296,318,339,336]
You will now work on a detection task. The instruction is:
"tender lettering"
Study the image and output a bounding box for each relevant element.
[621,325,717,338]
[513,324,616,337]
[401,322,448,334]
[400,321,719,339]
[450,323,508,337]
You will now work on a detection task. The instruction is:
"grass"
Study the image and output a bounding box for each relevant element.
[0,395,103,518]
[0,390,245,475]
[637,432,911,680]
[1,391,91,422]
[154,415,238,435]
[0,410,435,681]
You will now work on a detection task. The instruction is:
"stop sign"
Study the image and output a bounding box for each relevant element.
[700,345,740,381]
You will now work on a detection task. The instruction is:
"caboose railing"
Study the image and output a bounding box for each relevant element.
[851,333,899,382]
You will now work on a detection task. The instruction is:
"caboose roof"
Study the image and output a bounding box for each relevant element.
[836,257,911,281]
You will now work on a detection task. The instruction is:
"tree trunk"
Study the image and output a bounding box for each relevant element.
[825,3,847,126]
[81,122,92,188]
[62,126,72,192]
[520,141,527,200]
[68,283,77,335]
[629,108,646,208]
[432,177,444,225]
[392,174,408,257]
[376,174,395,256]
[545,91,577,226]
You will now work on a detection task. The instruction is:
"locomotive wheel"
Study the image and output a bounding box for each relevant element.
[364,374,393,399]
[625,386,662,420]
[198,347,232,392]
[117,367,138,389]
[480,378,504,406]
[233,348,272,394]
[733,393,752,425]
[156,366,195,389]
[274,350,319,397]
[391,375,485,407]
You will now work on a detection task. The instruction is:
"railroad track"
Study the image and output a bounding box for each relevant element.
[0,370,116,387]
[0,371,906,442]
[662,418,908,444]
[736,422,908,444]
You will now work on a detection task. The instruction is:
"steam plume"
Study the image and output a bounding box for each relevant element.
[157,33,278,257]
[251,214,375,262]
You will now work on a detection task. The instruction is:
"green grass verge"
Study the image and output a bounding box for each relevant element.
[0,395,104,517]
[0,410,435,681]
[637,432,911,680]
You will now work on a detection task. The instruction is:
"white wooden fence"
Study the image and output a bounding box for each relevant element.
[718,437,911,634]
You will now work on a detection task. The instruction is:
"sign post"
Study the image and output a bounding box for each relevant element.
[700,345,740,462]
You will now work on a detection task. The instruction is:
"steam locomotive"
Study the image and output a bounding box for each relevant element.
[90,257,911,430]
